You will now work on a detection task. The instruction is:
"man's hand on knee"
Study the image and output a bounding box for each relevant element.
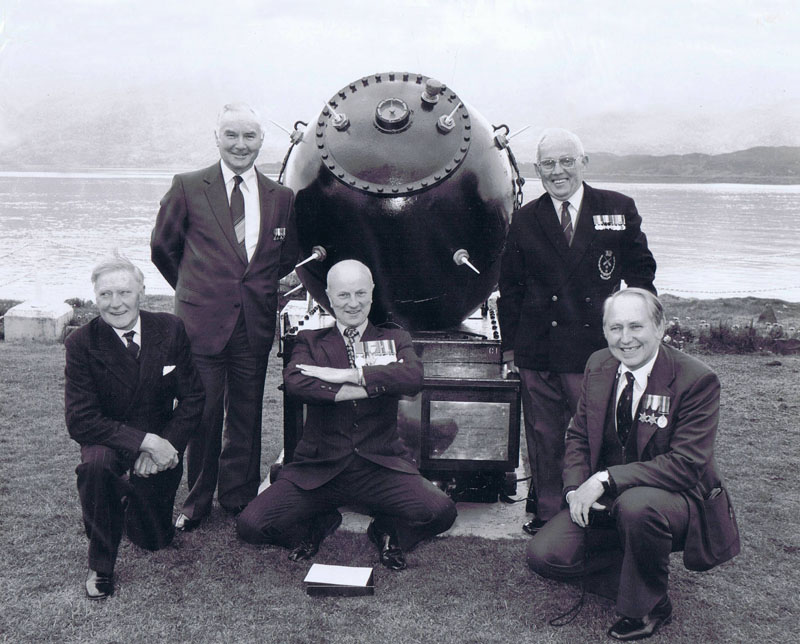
[139,433,179,471]
[567,473,607,528]
[133,452,159,478]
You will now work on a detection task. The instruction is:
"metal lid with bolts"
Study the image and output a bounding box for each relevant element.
[315,72,472,195]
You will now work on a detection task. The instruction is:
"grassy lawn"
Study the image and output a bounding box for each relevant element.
[0,341,798,643]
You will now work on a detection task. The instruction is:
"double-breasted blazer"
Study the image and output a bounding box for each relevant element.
[64,311,204,454]
[563,343,740,570]
[280,323,424,490]
[498,183,657,373]
[150,163,298,356]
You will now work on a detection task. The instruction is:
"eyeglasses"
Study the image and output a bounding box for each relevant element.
[537,156,581,171]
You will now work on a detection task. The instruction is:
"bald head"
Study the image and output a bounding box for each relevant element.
[326,260,374,327]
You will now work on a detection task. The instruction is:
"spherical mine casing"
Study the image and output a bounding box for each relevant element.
[284,72,514,331]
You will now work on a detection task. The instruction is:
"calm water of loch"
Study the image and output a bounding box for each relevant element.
[1,172,798,303]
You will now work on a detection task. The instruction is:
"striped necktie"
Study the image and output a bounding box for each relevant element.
[344,327,359,368]
[231,175,246,253]
[122,330,140,360]
[616,372,635,445]
[560,200,574,245]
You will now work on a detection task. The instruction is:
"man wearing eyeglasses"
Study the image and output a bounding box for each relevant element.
[498,128,656,536]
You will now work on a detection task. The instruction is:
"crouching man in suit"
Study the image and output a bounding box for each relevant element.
[237,260,457,570]
[527,288,739,640]
[65,255,204,599]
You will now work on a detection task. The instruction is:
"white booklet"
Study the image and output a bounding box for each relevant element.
[304,563,373,587]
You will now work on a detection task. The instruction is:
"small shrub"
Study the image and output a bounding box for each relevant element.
[699,320,776,354]
[65,297,93,308]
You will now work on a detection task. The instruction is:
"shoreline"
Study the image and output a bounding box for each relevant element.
[3,293,799,344]
[2,168,799,186]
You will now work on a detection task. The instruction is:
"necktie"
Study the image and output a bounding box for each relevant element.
[560,201,574,245]
[344,327,359,368]
[231,175,246,252]
[616,372,635,445]
[122,330,140,360]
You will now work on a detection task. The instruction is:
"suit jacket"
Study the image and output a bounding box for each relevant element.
[498,183,656,372]
[563,343,739,570]
[65,311,204,455]
[151,162,298,356]
[280,323,424,490]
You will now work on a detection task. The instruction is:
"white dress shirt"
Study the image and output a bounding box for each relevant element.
[615,348,660,420]
[549,183,585,232]
[113,316,142,348]
[220,161,261,261]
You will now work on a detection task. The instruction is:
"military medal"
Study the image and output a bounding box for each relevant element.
[598,250,616,280]
[639,394,670,427]
[593,214,626,231]
[273,227,286,241]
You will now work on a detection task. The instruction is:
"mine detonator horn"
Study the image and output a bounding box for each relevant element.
[295,245,328,269]
[453,248,480,274]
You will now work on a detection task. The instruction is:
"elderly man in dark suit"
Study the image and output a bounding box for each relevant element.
[498,128,657,535]
[237,260,456,570]
[151,103,298,530]
[527,289,739,640]
[65,256,204,599]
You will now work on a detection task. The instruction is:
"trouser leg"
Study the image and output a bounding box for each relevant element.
[76,445,131,575]
[518,370,582,520]
[613,487,689,618]
[236,477,342,548]
[125,463,183,551]
[181,349,226,520]
[340,459,457,551]
[527,508,622,601]
[217,314,269,511]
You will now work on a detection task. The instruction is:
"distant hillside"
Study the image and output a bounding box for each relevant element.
[519,147,800,184]
[0,91,798,184]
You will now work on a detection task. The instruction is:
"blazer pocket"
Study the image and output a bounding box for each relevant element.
[176,286,205,305]
[293,440,317,458]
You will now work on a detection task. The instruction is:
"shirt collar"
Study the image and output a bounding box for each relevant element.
[112,316,141,345]
[336,319,369,340]
[549,182,585,215]
[219,160,257,189]
[618,347,659,391]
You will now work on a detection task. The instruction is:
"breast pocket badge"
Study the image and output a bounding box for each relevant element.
[598,250,616,280]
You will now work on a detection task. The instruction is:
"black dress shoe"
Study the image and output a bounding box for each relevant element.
[223,504,248,517]
[288,511,343,561]
[522,518,547,536]
[367,520,407,571]
[85,569,114,600]
[175,513,202,532]
[608,596,672,641]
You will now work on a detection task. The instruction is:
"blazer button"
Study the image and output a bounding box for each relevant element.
[551,295,558,301]
[551,320,558,327]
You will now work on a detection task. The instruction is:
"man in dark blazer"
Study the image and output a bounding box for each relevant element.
[498,128,657,535]
[65,256,204,599]
[527,289,739,640]
[151,103,298,529]
[237,260,457,570]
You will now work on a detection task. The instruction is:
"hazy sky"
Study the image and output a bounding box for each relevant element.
[2,0,799,158]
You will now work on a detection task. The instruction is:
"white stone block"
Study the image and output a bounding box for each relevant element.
[4,299,75,343]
